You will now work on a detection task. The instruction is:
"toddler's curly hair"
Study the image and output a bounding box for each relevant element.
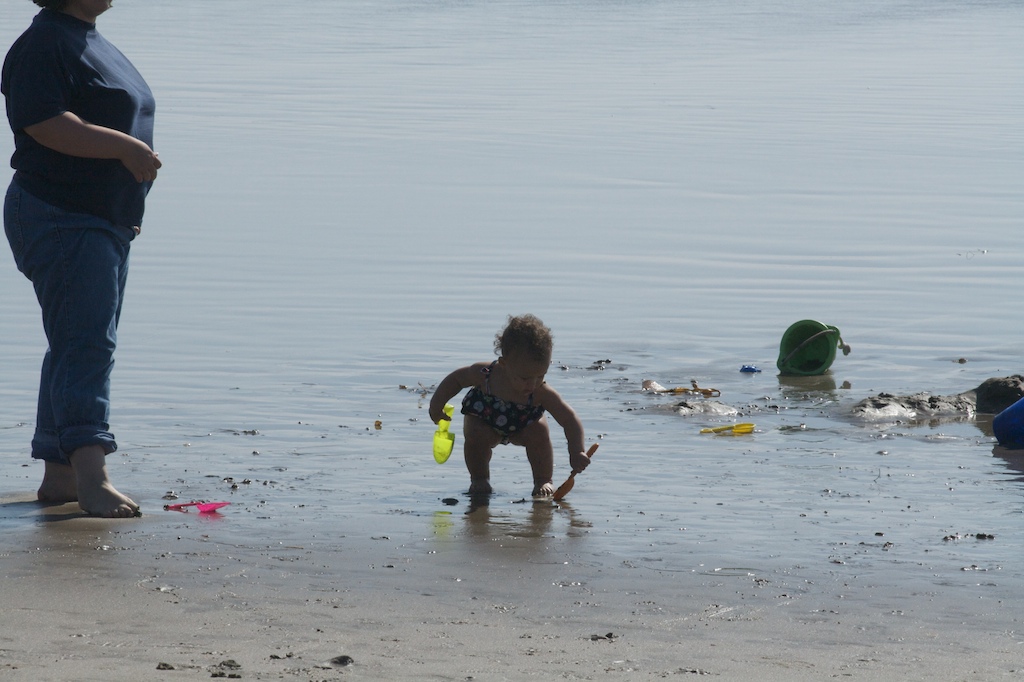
[494,314,554,362]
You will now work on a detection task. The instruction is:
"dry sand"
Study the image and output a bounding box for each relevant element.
[1,492,1020,682]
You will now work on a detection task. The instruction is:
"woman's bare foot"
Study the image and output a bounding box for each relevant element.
[69,445,140,518]
[532,480,554,498]
[38,460,79,503]
[468,478,493,495]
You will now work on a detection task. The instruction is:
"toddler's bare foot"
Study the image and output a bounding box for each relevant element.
[468,478,493,495]
[532,481,554,498]
[38,460,79,503]
[69,445,141,518]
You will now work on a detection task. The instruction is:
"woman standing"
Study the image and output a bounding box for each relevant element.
[2,0,162,517]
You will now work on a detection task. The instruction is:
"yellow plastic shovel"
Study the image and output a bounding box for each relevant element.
[433,404,455,463]
[700,423,755,435]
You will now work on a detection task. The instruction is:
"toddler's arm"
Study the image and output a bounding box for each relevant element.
[540,386,589,472]
[428,364,482,424]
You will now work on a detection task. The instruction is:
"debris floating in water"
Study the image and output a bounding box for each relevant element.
[163,501,230,513]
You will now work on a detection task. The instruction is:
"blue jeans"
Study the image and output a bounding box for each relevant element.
[4,180,134,464]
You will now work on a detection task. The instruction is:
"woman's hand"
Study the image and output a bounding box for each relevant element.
[119,138,161,183]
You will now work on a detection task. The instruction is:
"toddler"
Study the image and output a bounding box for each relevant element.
[429,314,591,496]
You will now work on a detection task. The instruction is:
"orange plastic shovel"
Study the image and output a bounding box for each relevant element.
[552,443,599,501]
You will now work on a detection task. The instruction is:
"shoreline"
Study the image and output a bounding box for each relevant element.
[1,492,1020,681]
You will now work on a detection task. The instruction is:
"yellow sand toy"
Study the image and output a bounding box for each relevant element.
[433,404,455,463]
[700,423,755,435]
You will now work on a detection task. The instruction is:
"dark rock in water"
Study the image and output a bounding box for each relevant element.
[852,392,976,420]
[973,375,1024,413]
[852,375,1024,420]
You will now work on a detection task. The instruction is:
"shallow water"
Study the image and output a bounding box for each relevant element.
[2,0,1023,648]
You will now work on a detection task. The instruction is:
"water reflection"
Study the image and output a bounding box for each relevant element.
[425,493,597,564]
[990,436,1024,483]
[777,372,840,394]
[463,496,557,541]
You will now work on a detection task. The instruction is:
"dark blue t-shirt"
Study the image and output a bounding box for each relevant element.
[2,9,155,229]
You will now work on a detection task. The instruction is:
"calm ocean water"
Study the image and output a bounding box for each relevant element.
[2,0,1023,633]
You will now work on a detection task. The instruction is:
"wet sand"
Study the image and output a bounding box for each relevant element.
[1,489,1020,681]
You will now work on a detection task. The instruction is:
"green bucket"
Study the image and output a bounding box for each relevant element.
[777,320,843,376]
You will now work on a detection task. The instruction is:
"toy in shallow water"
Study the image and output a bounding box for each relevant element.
[777,319,851,376]
[163,501,230,513]
[700,423,755,435]
[433,403,455,463]
[552,443,599,501]
[993,396,1024,449]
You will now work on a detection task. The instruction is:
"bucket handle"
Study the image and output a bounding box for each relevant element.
[780,328,851,368]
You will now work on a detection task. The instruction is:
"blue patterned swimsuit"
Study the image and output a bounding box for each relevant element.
[461,361,546,442]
